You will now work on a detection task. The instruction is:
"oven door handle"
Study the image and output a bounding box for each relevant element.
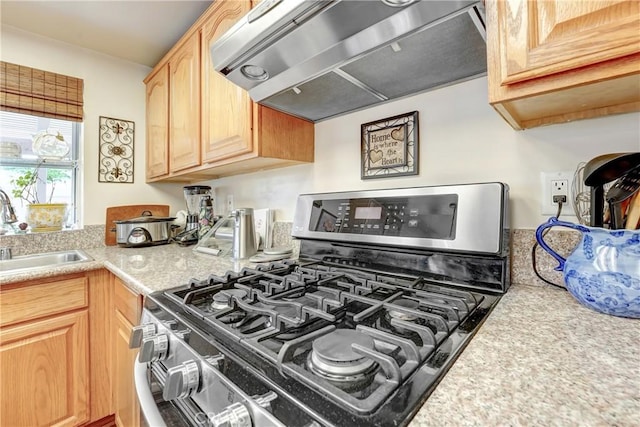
[134,359,168,427]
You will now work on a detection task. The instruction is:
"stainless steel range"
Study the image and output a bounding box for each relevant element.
[132,182,510,427]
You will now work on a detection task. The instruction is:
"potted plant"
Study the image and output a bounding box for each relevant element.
[10,163,70,232]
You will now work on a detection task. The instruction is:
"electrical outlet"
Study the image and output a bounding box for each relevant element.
[541,171,573,215]
[551,179,568,203]
[226,194,234,214]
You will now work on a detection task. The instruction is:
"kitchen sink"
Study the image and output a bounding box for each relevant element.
[0,249,93,275]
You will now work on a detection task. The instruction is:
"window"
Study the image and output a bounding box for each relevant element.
[0,61,84,230]
[0,111,81,227]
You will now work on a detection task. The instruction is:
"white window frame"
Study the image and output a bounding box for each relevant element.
[0,111,81,228]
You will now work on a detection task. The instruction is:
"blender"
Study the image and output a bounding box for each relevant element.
[174,185,211,245]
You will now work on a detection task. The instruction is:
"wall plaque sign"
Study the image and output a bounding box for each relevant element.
[98,116,134,183]
[361,111,418,179]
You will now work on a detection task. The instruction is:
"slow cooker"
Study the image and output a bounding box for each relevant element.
[114,212,176,247]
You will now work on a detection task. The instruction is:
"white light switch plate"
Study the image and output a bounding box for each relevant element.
[253,208,274,250]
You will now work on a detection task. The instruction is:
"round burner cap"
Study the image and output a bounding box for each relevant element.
[312,329,374,364]
[309,330,378,379]
[388,298,420,321]
[211,289,247,310]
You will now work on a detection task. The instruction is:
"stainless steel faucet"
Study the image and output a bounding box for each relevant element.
[0,247,11,260]
[0,189,18,225]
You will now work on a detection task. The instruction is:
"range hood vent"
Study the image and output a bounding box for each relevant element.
[211,0,487,122]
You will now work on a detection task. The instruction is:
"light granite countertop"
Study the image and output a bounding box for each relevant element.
[410,284,639,427]
[1,243,638,426]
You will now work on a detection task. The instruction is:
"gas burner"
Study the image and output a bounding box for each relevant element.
[211,289,247,310]
[382,298,435,338]
[387,298,420,321]
[307,329,379,391]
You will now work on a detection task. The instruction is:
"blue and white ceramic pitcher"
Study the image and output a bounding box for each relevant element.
[535,217,640,318]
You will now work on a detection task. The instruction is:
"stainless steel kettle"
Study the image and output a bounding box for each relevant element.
[232,208,257,260]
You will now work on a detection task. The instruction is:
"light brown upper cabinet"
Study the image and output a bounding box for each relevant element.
[144,0,314,183]
[201,1,253,164]
[486,0,640,130]
[145,66,169,180]
[169,33,201,173]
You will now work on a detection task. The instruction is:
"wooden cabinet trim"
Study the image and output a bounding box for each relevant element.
[255,105,314,162]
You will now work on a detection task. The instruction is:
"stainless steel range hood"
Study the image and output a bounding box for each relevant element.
[211,0,487,122]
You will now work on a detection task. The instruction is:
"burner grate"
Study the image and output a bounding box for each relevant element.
[160,260,493,419]
[275,324,424,414]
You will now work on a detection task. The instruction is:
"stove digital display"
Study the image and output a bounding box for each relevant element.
[354,206,382,220]
[308,194,458,240]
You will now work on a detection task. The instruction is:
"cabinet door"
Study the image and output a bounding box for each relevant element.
[114,310,140,427]
[0,311,89,427]
[201,0,253,163]
[498,0,640,84]
[87,269,113,423]
[170,33,201,172]
[146,66,170,179]
[113,278,141,427]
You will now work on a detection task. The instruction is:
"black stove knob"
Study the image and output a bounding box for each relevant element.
[209,402,251,427]
[163,360,200,401]
[129,323,157,349]
[138,334,169,363]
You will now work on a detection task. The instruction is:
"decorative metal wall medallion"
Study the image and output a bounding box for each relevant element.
[98,116,134,183]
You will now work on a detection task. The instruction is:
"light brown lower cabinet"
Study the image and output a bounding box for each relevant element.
[1,310,90,426]
[0,273,92,427]
[113,276,142,427]
[0,269,144,427]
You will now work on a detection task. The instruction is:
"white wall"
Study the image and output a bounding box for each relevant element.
[3,27,638,229]
[207,77,640,229]
[0,27,185,225]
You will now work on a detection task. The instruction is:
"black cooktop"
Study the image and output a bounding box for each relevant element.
[147,258,501,427]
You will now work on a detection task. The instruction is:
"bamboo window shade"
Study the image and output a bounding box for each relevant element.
[0,61,84,122]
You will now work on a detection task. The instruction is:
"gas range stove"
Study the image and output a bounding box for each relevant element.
[132,183,510,427]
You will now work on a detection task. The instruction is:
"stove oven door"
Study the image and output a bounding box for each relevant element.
[134,359,192,427]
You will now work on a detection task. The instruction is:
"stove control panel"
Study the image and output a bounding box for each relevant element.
[307,194,458,240]
[293,183,509,255]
